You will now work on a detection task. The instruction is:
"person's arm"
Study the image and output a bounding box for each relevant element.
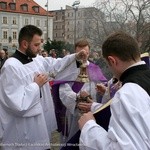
[79,112,110,150]
[59,83,77,114]
[90,102,102,113]
[79,84,149,150]
[42,50,87,81]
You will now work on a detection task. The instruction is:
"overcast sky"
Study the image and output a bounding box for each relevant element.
[34,0,95,10]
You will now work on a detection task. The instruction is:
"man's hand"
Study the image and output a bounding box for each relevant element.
[77,95,93,113]
[80,91,89,98]
[77,101,93,113]
[34,73,48,87]
[75,49,88,62]
[96,83,107,95]
[78,112,95,130]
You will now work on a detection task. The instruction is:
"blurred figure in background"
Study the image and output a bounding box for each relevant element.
[0,49,7,70]
[49,49,57,58]
[62,49,70,57]
[41,50,48,57]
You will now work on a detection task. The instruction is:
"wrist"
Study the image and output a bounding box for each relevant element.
[75,53,80,61]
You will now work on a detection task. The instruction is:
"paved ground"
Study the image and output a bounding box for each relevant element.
[51,131,61,150]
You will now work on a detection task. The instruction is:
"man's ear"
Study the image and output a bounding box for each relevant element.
[22,40,28,49]
[107,56,116,66]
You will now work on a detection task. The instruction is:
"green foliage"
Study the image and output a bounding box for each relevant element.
[43,40,74,57]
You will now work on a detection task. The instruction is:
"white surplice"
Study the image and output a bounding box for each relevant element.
[0,54,78,150]
[59,61,98,142]
[80,83,150,150]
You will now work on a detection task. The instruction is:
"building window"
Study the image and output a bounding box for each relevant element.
[55,25,57,29]
[3,31,8,39]
[62,16,64,20]
[21,4,28,12]
[78,12,80,17]
[32,6,39,13]
[44,20,47,27]
[44,33,47,40]
[13,31,17,39]
[3,17,7,24]
[12,17,17,24]
[9,3,16,10]
[36,20,40,26]
[0,2,7,9]
[25,18,29,25]
[55,33,57,37]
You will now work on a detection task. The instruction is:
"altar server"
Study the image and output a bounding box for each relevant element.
[79,31,150,150]
[0,25,87,150]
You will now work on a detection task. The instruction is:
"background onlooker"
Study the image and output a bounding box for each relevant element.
[0,49,7,70]
[41,50,48,57]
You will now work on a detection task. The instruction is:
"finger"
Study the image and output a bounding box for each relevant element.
[78,105,87,110]
[86,97,93,103]
[36,74,41,77]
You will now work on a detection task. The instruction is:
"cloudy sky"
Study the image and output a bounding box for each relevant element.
[34,0,96,10]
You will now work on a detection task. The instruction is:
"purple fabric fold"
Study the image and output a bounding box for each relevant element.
[72,82,84,93]
[88,62,107,82]
[141,56,150,67]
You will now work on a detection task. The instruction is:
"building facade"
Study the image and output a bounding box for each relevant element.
[0,0,53,53]
[51,5,104,45]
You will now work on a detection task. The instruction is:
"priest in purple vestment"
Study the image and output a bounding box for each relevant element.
[52,39,107,146]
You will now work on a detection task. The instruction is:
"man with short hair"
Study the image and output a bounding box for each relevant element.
[56,39,106,144]
[0,49,7,70]
[79,31,150,150]
[41,50,48,57]
[0,25,87,150]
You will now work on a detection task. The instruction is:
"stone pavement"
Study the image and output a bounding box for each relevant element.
[51,131,61,150]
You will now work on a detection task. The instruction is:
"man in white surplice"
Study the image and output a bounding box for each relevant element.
[0,25,88,150]
[59,39,107,143]
[78,31,150,150]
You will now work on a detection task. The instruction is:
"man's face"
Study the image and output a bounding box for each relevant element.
[26,34,41,58]
[75,45,90,60]
[42,52,48,57]
[0,50,6,59]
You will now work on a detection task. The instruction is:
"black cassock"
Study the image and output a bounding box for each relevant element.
[60,105,111,150]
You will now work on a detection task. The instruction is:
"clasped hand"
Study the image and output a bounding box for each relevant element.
[77,91,93,113]
[34,73,48,87]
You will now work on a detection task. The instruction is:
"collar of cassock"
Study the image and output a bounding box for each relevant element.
[16,50,33,63]
[120,63,149,83]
